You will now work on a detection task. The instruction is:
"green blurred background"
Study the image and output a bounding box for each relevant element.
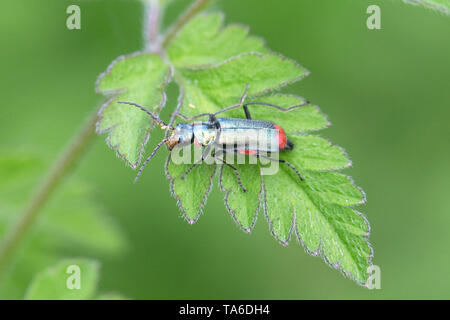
[0,0,449,299]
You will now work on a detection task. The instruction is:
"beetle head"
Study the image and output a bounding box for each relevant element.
[167,123,194,150]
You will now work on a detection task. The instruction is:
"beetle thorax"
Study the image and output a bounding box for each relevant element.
[193,123,217,146]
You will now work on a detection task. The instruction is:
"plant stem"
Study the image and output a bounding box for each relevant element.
[0,111,98,274]
[161,0,211,48]
[144,0,161,52]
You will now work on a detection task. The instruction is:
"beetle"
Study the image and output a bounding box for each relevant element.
[118,85,308,191]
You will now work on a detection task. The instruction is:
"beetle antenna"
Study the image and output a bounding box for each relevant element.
[134,138,169,183]
[118,101,174,131]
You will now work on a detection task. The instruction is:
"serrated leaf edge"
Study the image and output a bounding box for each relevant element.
[290,134,353,171]
[218,164,263,233]
[279,162,367,206]
[179,52,310,100]
[293,209,374,286]
[170,12,269,69]
[164,156,217,225]
[95,51,173,169]
[261,174,295,246]
[261,162,371,285]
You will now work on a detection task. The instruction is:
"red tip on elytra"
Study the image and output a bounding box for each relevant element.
[274,124,287,150]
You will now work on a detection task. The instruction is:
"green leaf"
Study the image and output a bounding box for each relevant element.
[219,164,262,232]
[96,53,172,168]
[295,202,372,284]
[288,136,351,171]
[207,99,370,284]
[165,155,216,223]
[226,138,369,284]
[167,53,308,221]
[168,13,268,67]
[177,53,309,117]
[24,258,100,300]
[261,166,370,283]
[403,0,450,15]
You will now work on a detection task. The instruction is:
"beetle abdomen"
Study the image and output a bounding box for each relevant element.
[217,118,291,153]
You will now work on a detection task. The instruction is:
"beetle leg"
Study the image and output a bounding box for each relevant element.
[201,144,213,161]
[256,154,305,182]
[238,83,250,106]
[214,149,247,193]
[181,160,202,180]
[211,84,250,117]
[134,138,169,183]
[243,104,252,120]
[207,114,222,147]
[181,144,214,180]
[208,114,220,129]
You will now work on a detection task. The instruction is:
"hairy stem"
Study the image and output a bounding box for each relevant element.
[144,0,161,52]
[161,0,211,48]
[0,111,98,273]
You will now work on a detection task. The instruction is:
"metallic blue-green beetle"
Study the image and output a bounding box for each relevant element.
[118,86,307,191]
